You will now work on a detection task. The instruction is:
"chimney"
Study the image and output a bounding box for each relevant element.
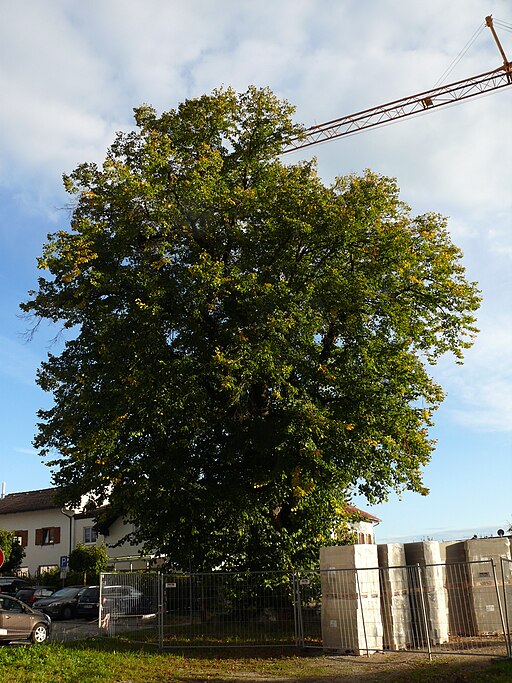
[1,482,5,499]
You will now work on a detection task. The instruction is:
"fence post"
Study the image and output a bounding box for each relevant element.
[158,572,164,649]
[293,571,304,648]
[500,558,512,658]
[490,559,509,657]
[416,564,432,661]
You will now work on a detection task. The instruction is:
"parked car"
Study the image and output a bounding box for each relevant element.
[33,585,86,620]
[77,585,152,618]
[76,586,101,619]
[0,593,51,644]
[16,586,55,607]
[0,577,30,595]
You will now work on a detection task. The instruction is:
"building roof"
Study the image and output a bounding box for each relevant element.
[0,487,108,522]
[345,504,380,524]
[0,487,60,514]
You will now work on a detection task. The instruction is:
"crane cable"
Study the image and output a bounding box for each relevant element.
[433,22,485,88]
[493,19,512,32]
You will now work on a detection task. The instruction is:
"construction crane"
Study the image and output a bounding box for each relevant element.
[284,16,511,153]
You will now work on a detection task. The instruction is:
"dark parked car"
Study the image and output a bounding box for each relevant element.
[76,586,101,619]
[16,586,55,607]
[0,594,51,644]
[33,585,85,620]
[0,577,30,595]
[77,585,152,618]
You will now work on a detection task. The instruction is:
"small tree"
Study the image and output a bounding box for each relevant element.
[0,529,25,574]
[68,543,109,584]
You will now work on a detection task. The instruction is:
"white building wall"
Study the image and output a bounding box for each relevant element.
[0,508,71,575]
[0,508,144,576]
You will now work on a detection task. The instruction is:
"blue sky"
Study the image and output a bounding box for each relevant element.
[1,0,511,544]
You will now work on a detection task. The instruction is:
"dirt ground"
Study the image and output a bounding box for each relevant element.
[217,651,508,682]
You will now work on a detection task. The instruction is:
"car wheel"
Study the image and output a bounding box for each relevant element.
[31,623,49,644]
[62,606,73,620]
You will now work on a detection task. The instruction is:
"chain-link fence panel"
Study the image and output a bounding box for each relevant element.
[98,558,510,656]
[99,571,161,644]
[161,571,297,648]
[304,560,509,657]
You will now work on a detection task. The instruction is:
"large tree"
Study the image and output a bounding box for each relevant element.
[22,86,480,571]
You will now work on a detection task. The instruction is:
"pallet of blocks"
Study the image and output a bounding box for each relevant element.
[320,545,383,655]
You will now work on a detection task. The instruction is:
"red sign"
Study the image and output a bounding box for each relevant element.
[0,549,4,569]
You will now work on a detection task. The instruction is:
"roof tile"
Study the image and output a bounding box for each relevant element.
[0,488,60,514]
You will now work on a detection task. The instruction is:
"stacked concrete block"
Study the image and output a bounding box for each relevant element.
[462,537,511,636]
[404,541,449,645]
[320,545,383,655]
[377,543,413,650]
[438,540,474,636]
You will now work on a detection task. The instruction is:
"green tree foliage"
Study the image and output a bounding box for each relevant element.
[68,543,108,584]
[0,529,25,574]
[22,87,481,571]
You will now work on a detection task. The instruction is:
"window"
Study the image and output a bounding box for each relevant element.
[0,596,23,613]
[38,565,58,576]
[16,567,29,578]
[14,530,28,547]
[83,527,98,544]
[35,527,61,545]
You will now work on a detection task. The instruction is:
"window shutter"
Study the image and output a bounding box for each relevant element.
[14,530,29,547]
[53,527,61,544]
[35,529,42,545]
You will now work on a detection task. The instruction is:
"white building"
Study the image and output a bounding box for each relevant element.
[344,504,380,544]
[0,488,145,577]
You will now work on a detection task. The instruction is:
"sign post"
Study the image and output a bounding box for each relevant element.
[59,555,69,580]
[0,548,4,569]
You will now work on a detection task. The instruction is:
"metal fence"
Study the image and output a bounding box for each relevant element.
[501,557,512,655]
[99,571,161,642]
[98,559,512,657]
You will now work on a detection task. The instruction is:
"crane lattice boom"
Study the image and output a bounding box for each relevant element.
[284,16,511,153]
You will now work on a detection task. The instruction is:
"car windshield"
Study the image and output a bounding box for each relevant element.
[81,588,99,599]
[50,587,81,598]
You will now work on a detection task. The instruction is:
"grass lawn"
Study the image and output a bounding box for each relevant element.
[0,638,511,682]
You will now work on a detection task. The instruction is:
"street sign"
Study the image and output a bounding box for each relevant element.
[59,555,68,569]
[0,548,4,569]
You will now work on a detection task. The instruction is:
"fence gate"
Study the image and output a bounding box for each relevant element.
[99,571,161,644]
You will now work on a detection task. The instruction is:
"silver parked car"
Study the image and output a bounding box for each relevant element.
[0,594,51,644]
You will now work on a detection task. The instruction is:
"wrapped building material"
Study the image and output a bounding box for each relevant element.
[320,545,383,655]
[404,541,449,645]
[377,543,413,650]
[463,537,511,636]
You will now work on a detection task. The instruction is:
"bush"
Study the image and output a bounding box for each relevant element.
[68,544,109,584]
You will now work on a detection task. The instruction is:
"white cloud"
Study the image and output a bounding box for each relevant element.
[435,311,512,432]
[14,447,39,456]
